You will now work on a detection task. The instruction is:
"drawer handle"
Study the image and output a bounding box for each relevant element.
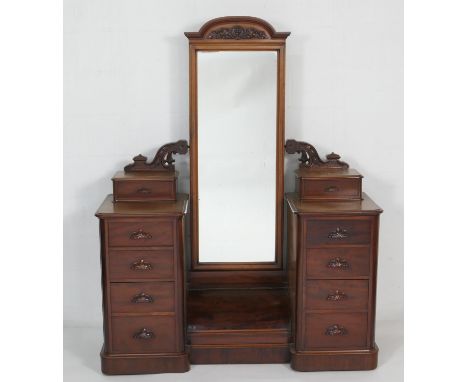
[325,185,339,192]
[328,227,349,239]
[325,324,348,336]
[131,292,154,304]
[136,187,152,194]
[327,290,348,301]
[133,328,155,340]
[327,257,350,270]
[129,229,153,240]
[130,259,153,271]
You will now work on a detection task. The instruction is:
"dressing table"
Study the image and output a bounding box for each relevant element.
[95,17,382,374]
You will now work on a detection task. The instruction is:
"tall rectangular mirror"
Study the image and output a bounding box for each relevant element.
[198,51,277,263]
[186,17,289,272]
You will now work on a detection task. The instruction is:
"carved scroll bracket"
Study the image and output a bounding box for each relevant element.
[124,140,189,173]
[285,139,349,170]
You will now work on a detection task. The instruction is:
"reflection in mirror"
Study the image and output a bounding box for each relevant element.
[197,51,277,263]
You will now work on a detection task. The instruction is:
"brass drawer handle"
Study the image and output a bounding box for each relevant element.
[130,259,153,271]
[136,187,152,194]
[131,292,154,304]
[327,257,350,270]
[129,229,152,240]
[325,324,348,336]
[325,185,339,192]
[133,328,155,340]
[326,290,348,301]
[328,227,348,239]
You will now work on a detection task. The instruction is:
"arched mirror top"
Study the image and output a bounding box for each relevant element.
[184,16,290,41]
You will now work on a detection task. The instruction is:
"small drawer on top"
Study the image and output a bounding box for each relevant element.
[108,220,173,247]
[305,280,369,311]
[306,247,370,278]
[304,312,368,349]
[306,218,371,247]
[111,316,178,354]
[108,249,174,281]
[110,282,175,313]
[112,171,177,202]
[300,178,361,201]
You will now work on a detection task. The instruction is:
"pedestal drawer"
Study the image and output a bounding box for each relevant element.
[306,247,370,278]
[108,220,173,247]
[111,316,178,354]
[304,312,368,349]
[113,179,176,202]
[110,282,175,313]
[301,178,361,200]
[306,219,371,247]
[109,249,174,281]
[305,280,369,311]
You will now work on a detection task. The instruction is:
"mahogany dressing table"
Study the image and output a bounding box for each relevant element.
[95,17,382,374]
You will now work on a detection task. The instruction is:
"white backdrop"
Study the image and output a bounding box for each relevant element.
[64,0,402,329]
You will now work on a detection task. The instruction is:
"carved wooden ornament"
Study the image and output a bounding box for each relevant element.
[285,139,349,169]
[124,140,189,173]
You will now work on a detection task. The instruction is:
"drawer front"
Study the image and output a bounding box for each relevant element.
[305,280,369,311]
[301,178,361,200]
[304,312,367,349]
[306,247,370,278]
[306,219,371,247]
[108,249,174,281]
[110,282,175,313]
[108,220,173,247]
[112,316,178,354]
[114,180,175,201]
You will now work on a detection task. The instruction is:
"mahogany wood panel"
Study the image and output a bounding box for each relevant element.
[290,346,378,371]
[306,218,371,247]
[108,219,173,247]
[189,344,290,364]
[306,247,371,279]
[113,179,176,202]
[303,312,368,349]
[101,349,190,375]
[300,178,361,201]
[110,282,175,313]
[188,270,286,288]
[189,329,289,346]
[305,280,369,311]
[111,316,178,354]
[108,249,174,281]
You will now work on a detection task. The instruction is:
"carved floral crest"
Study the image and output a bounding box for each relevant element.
[207,25,268,40]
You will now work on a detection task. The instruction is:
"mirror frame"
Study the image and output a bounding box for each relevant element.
[185,17,290,272]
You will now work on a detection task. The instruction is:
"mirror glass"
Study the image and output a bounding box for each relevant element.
[197,51,278,263]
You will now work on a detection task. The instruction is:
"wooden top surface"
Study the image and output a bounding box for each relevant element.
[112,170,178,181]
[295,168,362,179]
[286,192,383,215]
[95,194,188,217]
